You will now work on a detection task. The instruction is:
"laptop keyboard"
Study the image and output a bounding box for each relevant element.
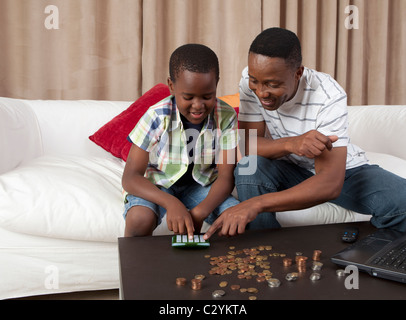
[371,241,406,271]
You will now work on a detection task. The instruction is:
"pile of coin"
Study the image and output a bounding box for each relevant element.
[282,258,293,267]
[175,244,326,299]
[267,278,281,287]
[285,272,299,281]
[190,278,202,290]
[312,250,322,261]
[311,261,323,271]
[295,255,308,273]
[175,277,187,286]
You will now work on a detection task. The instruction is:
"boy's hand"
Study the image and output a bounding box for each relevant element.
[166,202,195,240]
[189,206,209,234]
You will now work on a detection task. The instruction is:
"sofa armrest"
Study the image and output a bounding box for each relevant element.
[347,105,406,160]
[0,97,43,174]
[26,100,130,158]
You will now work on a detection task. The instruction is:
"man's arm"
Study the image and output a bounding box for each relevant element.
[204,123,346,239]
[240,120,336,159]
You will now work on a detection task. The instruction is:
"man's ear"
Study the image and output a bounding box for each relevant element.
[295,66,304,81]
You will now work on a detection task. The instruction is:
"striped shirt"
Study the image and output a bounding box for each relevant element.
[128,95,238,188]
[238,66,368,172]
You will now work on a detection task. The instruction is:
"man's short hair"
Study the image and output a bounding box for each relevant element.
[169,44,219,83]
[249,28,302,70]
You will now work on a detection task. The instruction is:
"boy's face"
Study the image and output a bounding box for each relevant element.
[248,53,303,111]
[168,70,218,125]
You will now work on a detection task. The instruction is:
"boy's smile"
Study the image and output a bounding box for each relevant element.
[168,70,218,125]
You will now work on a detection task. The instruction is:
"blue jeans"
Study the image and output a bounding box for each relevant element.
[235,155,406,232]
[123,181,239,226]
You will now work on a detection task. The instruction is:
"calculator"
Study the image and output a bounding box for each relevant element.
[171,234,210,248]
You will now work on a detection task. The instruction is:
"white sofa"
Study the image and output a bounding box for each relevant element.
[1,96,406,299]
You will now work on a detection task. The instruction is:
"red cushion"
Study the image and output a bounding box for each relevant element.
[89,83,170,161]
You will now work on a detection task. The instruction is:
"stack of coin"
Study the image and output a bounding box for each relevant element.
[296,256,308,272]
[267,278,281,287]
[312,250,322,261]
[285,272,299,281]
[311,261,323,271]
[190,278,202,290]
[282,258,292,267]
[176,277,187,286]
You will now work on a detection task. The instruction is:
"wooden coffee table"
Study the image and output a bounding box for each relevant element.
[118,222,406,301]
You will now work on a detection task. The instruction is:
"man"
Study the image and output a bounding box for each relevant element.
[204,27,406,239]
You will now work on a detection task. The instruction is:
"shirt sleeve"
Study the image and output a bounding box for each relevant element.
[237,67,264,123]
[216,100,238,151]
[316,93,349,148]
[127,108,162,152]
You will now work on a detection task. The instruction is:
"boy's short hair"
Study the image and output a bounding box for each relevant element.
[249,28,302,70]
[169,44,219,83]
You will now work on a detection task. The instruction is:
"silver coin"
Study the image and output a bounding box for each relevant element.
[311,261,323,271]
[336,269,346,277]
[309,272,321,281]
[267,278,281,287]
[212,290,226,298]
[285,272,298,281]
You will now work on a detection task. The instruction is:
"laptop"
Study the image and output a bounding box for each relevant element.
[331,228,406,283]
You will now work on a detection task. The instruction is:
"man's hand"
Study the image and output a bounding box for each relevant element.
[289,130,338,159]
[203,199,260,240]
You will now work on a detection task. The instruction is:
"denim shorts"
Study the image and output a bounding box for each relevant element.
[123,181,239,226]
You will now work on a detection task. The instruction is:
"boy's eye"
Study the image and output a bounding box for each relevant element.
[183,96,193,100]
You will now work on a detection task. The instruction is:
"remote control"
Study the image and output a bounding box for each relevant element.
[342,227,359,243]
[171,234,210,248]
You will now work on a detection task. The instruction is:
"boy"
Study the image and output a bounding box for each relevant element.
[122,44,239,238]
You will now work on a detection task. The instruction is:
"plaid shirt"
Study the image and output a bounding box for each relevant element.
[128,96,238,188]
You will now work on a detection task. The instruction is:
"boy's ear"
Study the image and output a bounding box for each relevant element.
[167,77,175,94]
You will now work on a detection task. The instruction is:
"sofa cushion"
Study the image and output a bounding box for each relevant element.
[89,84,170,161]
[0,155,125,242]
[0,97,43,175]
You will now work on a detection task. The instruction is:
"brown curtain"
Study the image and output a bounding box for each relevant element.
[0,0,405,105]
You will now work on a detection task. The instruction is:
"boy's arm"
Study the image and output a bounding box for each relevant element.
[189,147,236,232]
[122,144,195,239]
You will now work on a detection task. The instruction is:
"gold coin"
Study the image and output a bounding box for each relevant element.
[248,296,257,300]
[219,281,228,287]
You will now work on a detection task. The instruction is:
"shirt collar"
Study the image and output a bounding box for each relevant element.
[169,96,215,132]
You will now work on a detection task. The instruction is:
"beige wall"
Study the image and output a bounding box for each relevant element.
[1,0,405,105]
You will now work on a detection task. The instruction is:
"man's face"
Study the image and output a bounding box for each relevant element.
[168,70,218,125]
[248,53,303,111]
